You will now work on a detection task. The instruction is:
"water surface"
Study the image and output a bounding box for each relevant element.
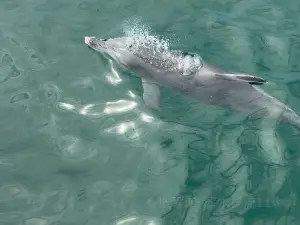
[1,0,300,224]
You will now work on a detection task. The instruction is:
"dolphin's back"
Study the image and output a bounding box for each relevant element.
[129,50,300,130]
[190,73,300,130]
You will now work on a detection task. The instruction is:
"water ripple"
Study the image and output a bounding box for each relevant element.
[9,92,30,103]
[115,214,162,225]
[59,135,97,161]
[1,0,300,224]
[25,218,47,225]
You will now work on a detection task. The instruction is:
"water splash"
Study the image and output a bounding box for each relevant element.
[122,18,170,52]
[121,19,203,76]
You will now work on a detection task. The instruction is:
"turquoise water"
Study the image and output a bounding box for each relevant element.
[1,0,300,224]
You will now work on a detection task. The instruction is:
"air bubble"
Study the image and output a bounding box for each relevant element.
[121,20,203,76]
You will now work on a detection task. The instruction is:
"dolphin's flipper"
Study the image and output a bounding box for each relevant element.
[218,73,267,85]
[141,78,161,110]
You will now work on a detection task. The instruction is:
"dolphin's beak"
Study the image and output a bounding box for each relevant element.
[84,36,107,49]
[84,36,93,46]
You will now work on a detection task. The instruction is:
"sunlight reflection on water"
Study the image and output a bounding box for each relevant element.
[106,59,122,85]
[116,214,161,225]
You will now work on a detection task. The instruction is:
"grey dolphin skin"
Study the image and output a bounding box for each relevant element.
[84,36,300,130]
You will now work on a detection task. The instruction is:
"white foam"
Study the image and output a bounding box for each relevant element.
[123,18,169,52]
[122,20,202,75]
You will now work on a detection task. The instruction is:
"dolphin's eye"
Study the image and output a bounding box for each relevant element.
[90,40,97,47]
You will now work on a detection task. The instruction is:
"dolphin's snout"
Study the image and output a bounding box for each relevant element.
[84,36,107,49]
[84,36,107,44]
[84,36,92,45]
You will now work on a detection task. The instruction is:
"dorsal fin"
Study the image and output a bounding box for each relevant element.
[220,73,267,85]
[234,73,266,84]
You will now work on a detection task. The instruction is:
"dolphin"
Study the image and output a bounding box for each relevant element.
[84,36,300,130]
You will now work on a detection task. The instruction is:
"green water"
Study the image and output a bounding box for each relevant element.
[1,0,300,224]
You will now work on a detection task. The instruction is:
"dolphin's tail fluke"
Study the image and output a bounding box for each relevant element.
[250,87,300,133]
